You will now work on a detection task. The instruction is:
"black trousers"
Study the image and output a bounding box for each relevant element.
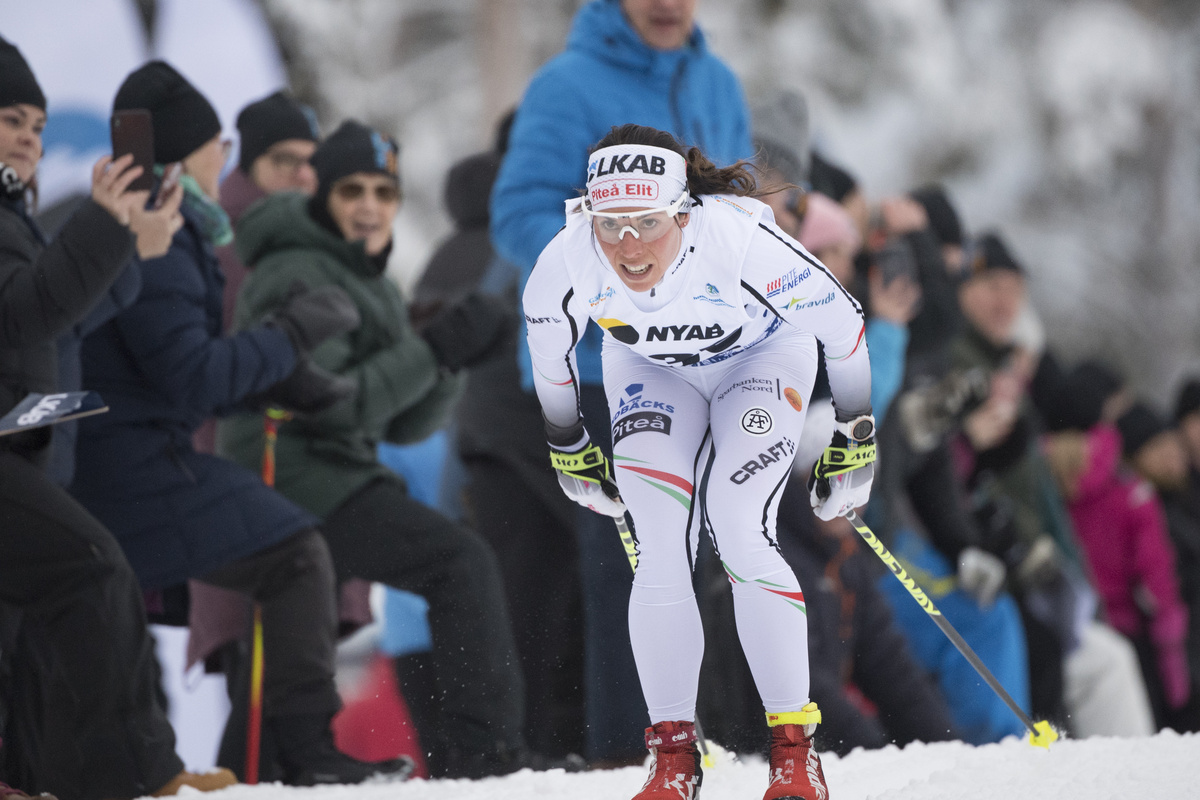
[320,477,525,769]
[197,528,341,721]
[463,456,585,757]
[0,451,182,800]
[203,528,341,781]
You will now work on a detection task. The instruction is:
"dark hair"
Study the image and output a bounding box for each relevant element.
[590,124,772,199]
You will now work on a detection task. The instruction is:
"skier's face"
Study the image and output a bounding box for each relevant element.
[621,0,696,51]
[327,171,401,256]
[596,205,688,293]
[0,103,45,185]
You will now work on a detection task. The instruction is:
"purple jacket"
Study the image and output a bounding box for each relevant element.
[1068,424,1187,650]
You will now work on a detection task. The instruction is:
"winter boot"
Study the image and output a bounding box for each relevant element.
[150,769,238,796]
[271,714,416,786]
[763,703,828,800]
[631,720,702,800]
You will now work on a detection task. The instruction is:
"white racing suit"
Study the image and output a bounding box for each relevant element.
[523,194,872,722]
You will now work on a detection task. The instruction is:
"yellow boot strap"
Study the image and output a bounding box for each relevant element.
[766,702,821,727]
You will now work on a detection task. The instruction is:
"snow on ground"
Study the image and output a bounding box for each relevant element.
[180,731,1198,800]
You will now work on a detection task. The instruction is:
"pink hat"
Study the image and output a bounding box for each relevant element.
[798,192,860,255]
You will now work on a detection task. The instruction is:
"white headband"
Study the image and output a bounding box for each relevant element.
[585,144,688,213]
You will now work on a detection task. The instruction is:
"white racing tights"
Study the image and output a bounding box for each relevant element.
[602,331,819,724]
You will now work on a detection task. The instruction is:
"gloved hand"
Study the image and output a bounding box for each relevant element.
[267,281,361,355]
[250,357,358,415]
[808,415,876,521]
[1157,641,1192,711]
[957,546,1007,608]
[420,291,508,372]
[549,440,626,518]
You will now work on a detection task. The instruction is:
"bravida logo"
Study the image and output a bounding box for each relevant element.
[785,291,835,310]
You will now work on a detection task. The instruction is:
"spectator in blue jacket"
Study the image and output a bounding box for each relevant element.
[489,0,754,764]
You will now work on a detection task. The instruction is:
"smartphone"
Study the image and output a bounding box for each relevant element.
[110,109,155,192]
[153,162,182,209]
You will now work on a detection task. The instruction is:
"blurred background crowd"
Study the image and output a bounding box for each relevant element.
[3,1,1200,799]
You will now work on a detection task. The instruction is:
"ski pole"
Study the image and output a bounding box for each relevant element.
[844,510,1058,748]
[613,512,718,767]
[244,407,293,782]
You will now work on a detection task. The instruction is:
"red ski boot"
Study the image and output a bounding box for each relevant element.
[763,703,828,800]
[631,720,703,800]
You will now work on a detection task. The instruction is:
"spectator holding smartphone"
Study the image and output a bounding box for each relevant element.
[0,35,235,800]
[67,62,412,786]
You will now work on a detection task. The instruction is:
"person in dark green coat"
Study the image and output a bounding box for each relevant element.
[219,120,565,779]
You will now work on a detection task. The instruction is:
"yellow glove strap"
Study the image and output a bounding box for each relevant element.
[814,442,877,479]
[549,441,608,482]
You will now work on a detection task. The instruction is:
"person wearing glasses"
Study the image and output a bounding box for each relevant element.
[68,64,414,786]
[217,91,319,333]
[219,121,574,780]
[523,124,876,800]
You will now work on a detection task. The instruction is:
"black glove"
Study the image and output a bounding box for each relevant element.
[267,281,361,355]
[419,291,508,372]
[250,357,358,415]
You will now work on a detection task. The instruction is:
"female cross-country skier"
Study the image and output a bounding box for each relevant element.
[522,123,876,800]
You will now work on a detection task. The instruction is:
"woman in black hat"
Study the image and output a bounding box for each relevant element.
[0,36,236,800]
[67,62,412,786]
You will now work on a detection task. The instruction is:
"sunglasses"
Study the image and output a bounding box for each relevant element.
[581,191,689,245]
[333,181,401,203]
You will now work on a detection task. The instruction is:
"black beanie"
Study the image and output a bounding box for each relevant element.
[1116,403,1170,458]
[0,36,46,110]
[969,231,1024,277]
[910,184,964,247]
[444,151,499,228]
[1057,360,1124,432]
[1174,379,1200,423]
[310,120,399,204]
[236,90,318,173]
[808,150,857,204]
[113,60,221,164]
